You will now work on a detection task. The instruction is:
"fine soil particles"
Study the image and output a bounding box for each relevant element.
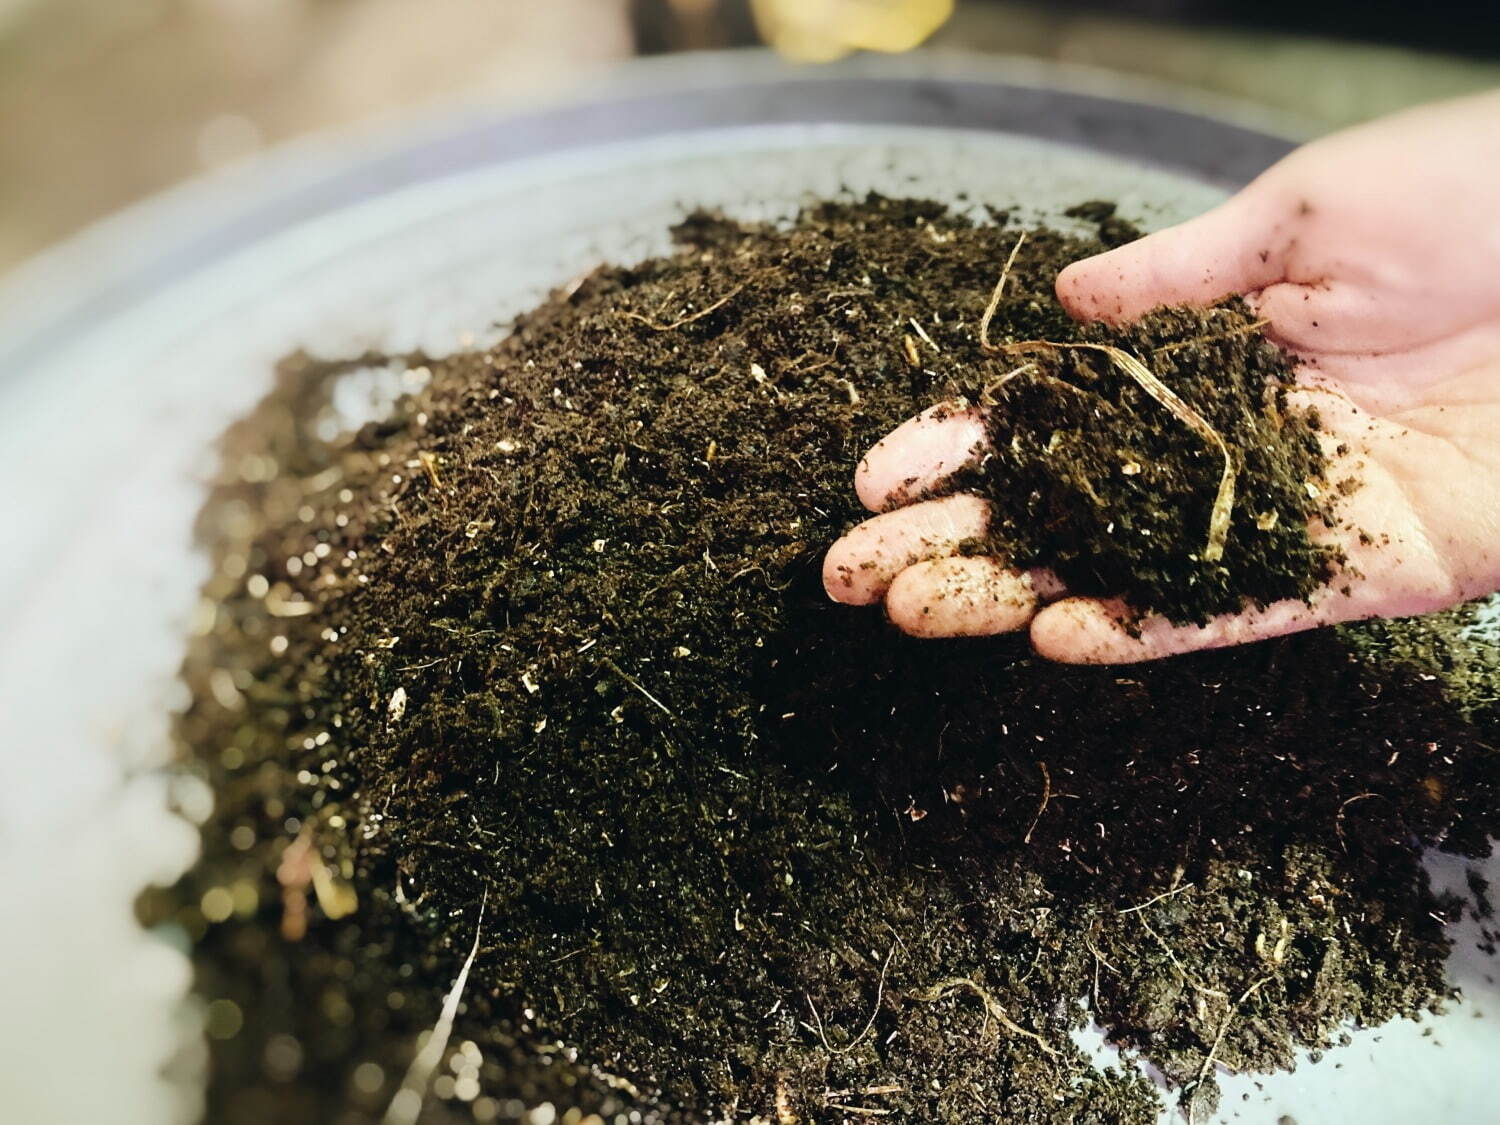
[145,198,1500,1125]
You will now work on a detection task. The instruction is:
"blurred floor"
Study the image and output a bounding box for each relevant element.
[0,0,633,273]
[1,0,1496,276]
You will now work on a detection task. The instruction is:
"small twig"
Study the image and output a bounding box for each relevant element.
[910,977,1059,1057]
[1185,976,1271,1125]
[396,657,445,673]
[787,349,839,377]
[382,890,488,1125]
[1023,761,1052,845]
[1134,916,1228,999]
[979,232,1027,352]
[831,946,897,1055]
[1335,792,1387,849]
[883,922,909,958]
[982,363,1102,410]
[825,1106,892,1117]
[600,657,676,719]
[1155,318,1272,356]
[1003,340,1236,561]
[908,317,941,353]
[727,564,793,592]
[1084,932,1121,975]
[805,993,832,1051]
[1084,931,1120,1009]
[977,362,1035,406]
[803,946,896,1057]
[621,280,748,331]
[1117,881,1196,916]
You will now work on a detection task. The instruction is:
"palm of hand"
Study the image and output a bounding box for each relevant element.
[824,92,1500,662]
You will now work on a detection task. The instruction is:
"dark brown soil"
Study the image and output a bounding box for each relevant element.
[145,198,1500,1125]
[965,297,1336,624]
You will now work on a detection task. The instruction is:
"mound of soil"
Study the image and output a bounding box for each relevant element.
[146,198,1500,1125]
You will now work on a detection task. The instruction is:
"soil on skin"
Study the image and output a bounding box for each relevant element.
[964,300,1337,624]
[145,198,1500,1125]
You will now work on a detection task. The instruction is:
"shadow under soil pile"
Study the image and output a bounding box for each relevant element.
[148,198,1500,1125]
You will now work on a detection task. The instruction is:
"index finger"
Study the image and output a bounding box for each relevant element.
[855,401,988,512]
[1055,191,1283,325]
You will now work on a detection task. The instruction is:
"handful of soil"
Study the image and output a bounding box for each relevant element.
[150,198,1500,1125]
[963,287,1337,621]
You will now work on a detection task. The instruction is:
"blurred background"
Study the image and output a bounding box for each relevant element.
[2,0,1496,276]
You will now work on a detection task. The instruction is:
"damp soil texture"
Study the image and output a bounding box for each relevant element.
[148,198,1500,1125]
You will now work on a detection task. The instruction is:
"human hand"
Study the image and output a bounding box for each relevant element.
[823,91,1500,663]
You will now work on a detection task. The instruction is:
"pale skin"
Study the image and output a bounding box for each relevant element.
[823,90,1500,663]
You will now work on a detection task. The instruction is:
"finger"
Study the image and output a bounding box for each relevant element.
[1055,191,1283,325]
[822,494,989,605]
[1252,281,1370,352]
[1253,280,1500,358]
[1297,323,1500,414]
[885,557,1063,638]
[856,402,988,512]
[1029,594,1358,665]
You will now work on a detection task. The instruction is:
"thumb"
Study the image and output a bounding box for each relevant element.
[1055,190,1285,324]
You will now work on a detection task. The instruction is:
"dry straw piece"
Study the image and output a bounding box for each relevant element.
[978,231,1027,353]
[1002,340,1237,563]
[910,976,1060,1057]
[976,241,1236,561]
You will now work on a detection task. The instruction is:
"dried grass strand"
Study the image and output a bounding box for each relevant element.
[601,657,676,719]
[1004,340,1236,561]
[977,362,1035,406]
[383,890,488,1125]
[1154,318,1271,356]
[621,280,749,331]
[978,231,1027,352]
[911,977,1059,1057]
[1117,881,1195,916]
[1022,761,1052,845]
[834,945,897,1055]
[1186,976,1272,1125]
